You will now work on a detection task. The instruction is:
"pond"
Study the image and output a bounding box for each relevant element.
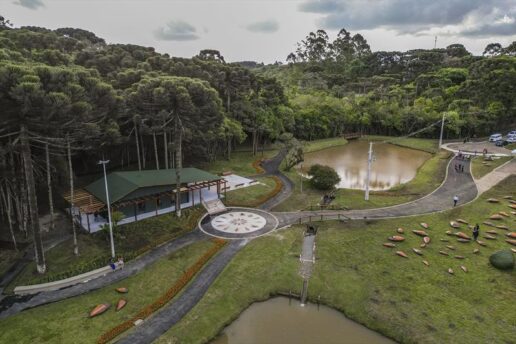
[299,140,431,190]
[212,297,395,344]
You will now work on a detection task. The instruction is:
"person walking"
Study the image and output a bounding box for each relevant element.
[473,224,480,241]
[461,164,464,173]
[453,195,459,207]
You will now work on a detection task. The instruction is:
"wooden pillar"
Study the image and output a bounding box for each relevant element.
[199,188,203,203]
[134,203,138,221]
[86,212,91,233]
[191,186,195,207]
[224,180,227,198]
[78,208,83,227]
[217,180,220,198]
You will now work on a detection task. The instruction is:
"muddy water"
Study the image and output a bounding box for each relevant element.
[212,297,395,344]
[300,140,431,190]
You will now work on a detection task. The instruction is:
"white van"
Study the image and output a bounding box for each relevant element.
[489,133,503,142]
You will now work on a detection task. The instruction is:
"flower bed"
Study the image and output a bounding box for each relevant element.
[252,158,265,174]
[226,176,283,208]
[97,238,226,344]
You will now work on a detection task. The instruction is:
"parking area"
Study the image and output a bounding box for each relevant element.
[446,141,513,156]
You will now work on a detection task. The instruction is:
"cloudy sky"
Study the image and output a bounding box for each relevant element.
[3,0,516,63]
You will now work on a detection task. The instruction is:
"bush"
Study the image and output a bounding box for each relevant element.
[307,164,341,190]
[489,250,514,270]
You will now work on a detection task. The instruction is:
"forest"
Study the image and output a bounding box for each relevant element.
[0,16,515,273]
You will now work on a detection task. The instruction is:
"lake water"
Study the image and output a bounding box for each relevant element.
[299,140,431,190]
[212,297,395,344]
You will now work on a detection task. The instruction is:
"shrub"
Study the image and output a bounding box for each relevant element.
[489,250,514,270]
[307,164,341,190]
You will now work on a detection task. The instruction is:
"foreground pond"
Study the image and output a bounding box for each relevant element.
[299,140,431,190]
[212,297,395,344]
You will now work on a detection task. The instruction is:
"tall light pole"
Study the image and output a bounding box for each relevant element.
[439,112,446,149]
[365,141,373,201]
[98,159,115,259]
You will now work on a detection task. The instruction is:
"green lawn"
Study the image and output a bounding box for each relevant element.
[200,150,276,177]
[6,208,204,291]
[0,240,214,344]
[157,176,516,344]
[505,143,516,151]
[364,135,439,153]
[303,137,348,153]
[0,249,21,277]
[224,177,277,207]
[274,150,451,212]
[471,156,513,179]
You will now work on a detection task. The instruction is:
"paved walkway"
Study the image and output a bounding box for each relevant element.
[258,149,295,211]
[117,240,247,344]
[475,158,516,195]
[443,142,512,156]
[273,156,478,226]
[0,230,206,319]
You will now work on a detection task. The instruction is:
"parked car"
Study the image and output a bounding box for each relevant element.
[489,133,503,142]
[507,135,516,143]
[495,140,508,147]
[507,130,516,136]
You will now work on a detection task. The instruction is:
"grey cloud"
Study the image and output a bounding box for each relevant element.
[299,0,343,13]
[246,19,279,33]
[461,21,516,37]
[13,0,44,10]
[299,0,515,37]
[154,20,199,41]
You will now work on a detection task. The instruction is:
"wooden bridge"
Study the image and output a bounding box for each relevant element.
[342,132,361,140]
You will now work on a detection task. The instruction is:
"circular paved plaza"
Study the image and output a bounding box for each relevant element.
[198,207,279,239]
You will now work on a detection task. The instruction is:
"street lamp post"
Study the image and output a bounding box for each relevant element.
[98,159,115,259]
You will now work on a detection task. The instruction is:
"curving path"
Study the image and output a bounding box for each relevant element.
[258,148,295,211]
[0,230,207,319]
[273,156,478,227]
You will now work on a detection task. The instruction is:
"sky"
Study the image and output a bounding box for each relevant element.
[3,0,516,63]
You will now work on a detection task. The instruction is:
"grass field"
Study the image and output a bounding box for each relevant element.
[303,137,348,153]
[364,136,439,153]
[6,208,204,291]
[224,177,277,207]
[0,240,214,344]
[157,176,516,344]
[471,156,513,179]
[274,150,451,211]
[200,150,276,177]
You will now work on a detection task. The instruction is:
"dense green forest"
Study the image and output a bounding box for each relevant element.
[0,16,514,272]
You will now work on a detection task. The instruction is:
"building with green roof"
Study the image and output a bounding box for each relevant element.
[65,168,225,232]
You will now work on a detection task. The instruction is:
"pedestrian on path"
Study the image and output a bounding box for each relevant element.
[461,164,464,173]
[453,195,459,207]
[455,163,458,172]
[473,224,480,241]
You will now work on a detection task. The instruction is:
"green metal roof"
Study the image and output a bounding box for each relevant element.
[85,168,220,205]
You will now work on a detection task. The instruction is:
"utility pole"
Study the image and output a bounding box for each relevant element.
[98,159,116,259]
[365,141,373,201]
[439,112,446,149]
[434,36,437,49]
